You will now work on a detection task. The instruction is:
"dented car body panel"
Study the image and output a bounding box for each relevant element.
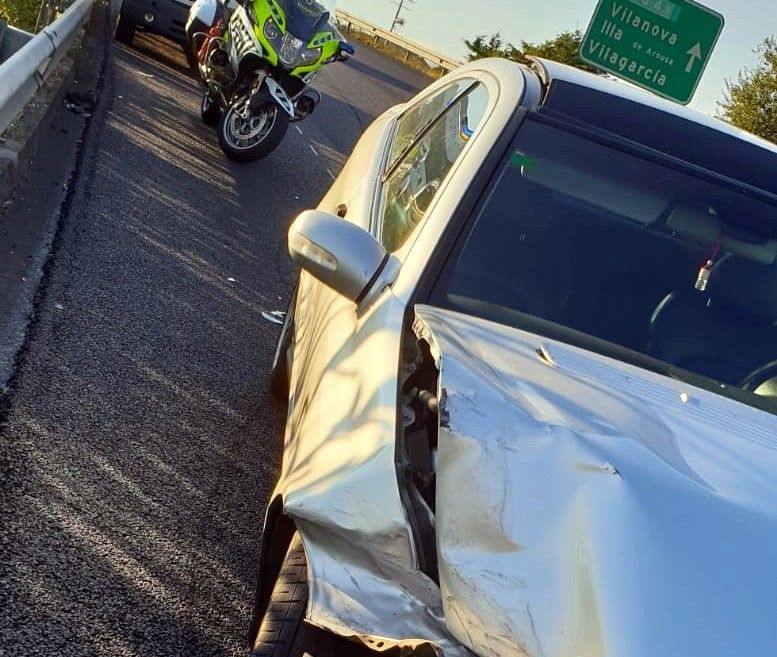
[278,279,458,651]
[415,305,777,657]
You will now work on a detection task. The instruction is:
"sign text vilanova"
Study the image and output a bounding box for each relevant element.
[580,0,724,104]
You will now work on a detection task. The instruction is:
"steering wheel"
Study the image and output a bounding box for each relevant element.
[404,180,440,225]
[739,360,777,394]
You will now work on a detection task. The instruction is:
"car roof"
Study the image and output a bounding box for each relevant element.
[460,57,777,198]
[528,58,777,157]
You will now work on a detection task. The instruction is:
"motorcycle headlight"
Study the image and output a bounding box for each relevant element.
[263,17,281,42]
[278,33,305,66]
[299,47,321,65]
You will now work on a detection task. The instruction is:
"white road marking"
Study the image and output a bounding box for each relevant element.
[295,125,303,135]
[309,143,319,156]
[326,169,336,181]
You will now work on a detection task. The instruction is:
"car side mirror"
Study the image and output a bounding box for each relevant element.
[288,210,389,303]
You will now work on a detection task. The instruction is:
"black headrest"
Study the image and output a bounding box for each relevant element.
[708,256,777,323]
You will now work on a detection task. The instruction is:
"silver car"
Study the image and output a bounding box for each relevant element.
[250,57,777,657]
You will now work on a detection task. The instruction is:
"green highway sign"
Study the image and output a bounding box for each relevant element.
[580,0,724,104]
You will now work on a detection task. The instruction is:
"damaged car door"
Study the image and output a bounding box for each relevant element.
[262,76,496,652]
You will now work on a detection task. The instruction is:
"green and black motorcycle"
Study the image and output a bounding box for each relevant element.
[186,0,353,162]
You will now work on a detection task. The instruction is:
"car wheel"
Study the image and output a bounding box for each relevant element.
[251,532,308,657]
[251,532,372,657]
[115,13,135,45]
[269,284,296,405]
[184,44,200,75]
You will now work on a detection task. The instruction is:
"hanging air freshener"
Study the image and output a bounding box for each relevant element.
[695,224,722,293]
[695,260,713,291]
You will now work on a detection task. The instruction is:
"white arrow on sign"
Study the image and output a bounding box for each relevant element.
[685,43,703,73]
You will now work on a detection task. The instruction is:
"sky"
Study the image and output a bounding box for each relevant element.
[337,0,773,116]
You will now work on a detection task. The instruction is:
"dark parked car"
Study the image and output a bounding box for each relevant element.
[115,0,192,48]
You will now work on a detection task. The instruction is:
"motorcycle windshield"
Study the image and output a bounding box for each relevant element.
[278,0,332,40]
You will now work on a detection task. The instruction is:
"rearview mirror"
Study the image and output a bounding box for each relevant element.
[288,210,388,303]
[338,41,355,61]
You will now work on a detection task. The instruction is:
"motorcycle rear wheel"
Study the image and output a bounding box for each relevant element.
[218,99,289,163]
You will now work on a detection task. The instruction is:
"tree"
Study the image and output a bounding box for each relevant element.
[464,29,598,73]
[464,33,509,61]
[720,36,777,143]
[0,0,40,32]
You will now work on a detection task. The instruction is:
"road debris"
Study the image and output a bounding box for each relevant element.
[64,91,97,115]
[261,310,286,325]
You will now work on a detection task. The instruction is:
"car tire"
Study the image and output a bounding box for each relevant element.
[251,532,372,657]
[251,533,309,657]
[184,44,200,75]
[115,13,135,45]
[200,90,221,127]
[269,284,296,405]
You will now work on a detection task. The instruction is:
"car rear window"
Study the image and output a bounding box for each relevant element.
[432,117,777,413]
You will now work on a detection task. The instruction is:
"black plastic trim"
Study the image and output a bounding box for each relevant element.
[354,253,390,306]
[533,108,777,207]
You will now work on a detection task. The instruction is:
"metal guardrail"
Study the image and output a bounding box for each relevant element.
[0,0,93,136]
[335,9,460,72]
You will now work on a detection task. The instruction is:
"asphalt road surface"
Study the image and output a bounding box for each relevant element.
[0,23,429,657]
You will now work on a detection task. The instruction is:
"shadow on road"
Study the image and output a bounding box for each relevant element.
[127,32,197,79]
[0,34,288,657]
[345,56,428,95]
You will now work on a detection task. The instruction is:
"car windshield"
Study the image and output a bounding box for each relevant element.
[279,0,331,39]
[434,117,777,413]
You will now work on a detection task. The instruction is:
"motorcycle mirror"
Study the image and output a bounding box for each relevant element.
[338,42,355,61]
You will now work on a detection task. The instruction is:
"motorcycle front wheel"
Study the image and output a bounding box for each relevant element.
[218,98,289,163]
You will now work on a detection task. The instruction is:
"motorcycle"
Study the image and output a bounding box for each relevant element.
[185,0,354,162]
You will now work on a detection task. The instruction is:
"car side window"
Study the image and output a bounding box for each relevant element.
[387,79,474,171]
[378,82,489,253]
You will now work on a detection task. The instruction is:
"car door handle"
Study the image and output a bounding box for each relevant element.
[335,204,348,218]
